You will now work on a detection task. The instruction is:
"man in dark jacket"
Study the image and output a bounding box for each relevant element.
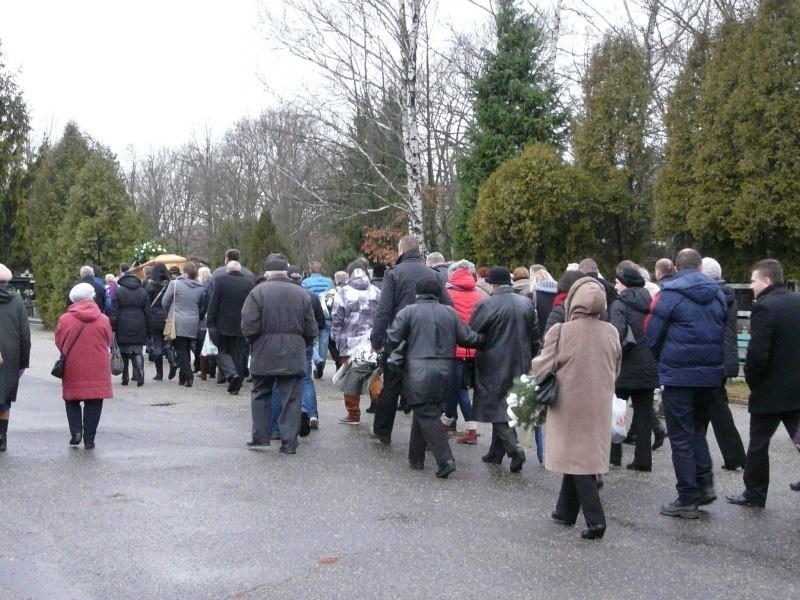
[68,266,107,313]
[426,252,450,285]
[470,267,539,473]
[700,257,746,471]
[386,279,482,478]
[241,255,318,454]
[207,260,255,395]
[646,248,727,519]
[727,259,800,508]
[579,258,617,308]
[369,235,450,444]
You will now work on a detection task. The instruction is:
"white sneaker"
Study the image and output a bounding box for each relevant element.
[309,417,319,430]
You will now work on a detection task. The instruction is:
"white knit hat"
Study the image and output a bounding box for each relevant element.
[701,257,722,281]
[69,282,95,303]
[0,263,12,282]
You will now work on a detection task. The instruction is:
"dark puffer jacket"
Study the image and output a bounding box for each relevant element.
[609,287,658,390]
[110,273,150,345]
[720,283,740,378]
[0,283,31,404]
[386,295,482,407]
[645,269,726,387]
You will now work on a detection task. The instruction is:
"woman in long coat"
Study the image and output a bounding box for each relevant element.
[0,263,31,452]
[145,262,175,380]
[110,271,150,386]
[533,277,621,540]
[162,261,205,387]
[55,283,113,449]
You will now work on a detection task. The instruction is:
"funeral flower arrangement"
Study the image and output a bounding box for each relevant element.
[131,241,168,266]
[506,373,547,430]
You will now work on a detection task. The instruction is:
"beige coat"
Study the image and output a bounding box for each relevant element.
[532,278,621,475]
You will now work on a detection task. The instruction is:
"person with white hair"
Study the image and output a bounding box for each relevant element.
[68,265,107,313]
[55,283,113,449]
[0,263,31,452]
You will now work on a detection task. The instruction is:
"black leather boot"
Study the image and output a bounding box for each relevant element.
[153,357,163,380]
[133,354,145,386]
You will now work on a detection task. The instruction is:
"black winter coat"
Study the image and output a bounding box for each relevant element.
[206,271,255,337]
[370,251,451,350]
[145,279,170,333]
[386,296,481,407]
[744,285,800,414]
[0,283,31,404]
[720,283,740,378]
[609,287,658,390]
[110,273,150,345]
[469,286,539,423]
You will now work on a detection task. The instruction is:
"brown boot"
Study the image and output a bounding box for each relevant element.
[338,395,361,424]
[198,356,208,381]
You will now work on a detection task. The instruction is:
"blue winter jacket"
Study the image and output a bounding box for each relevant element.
[301,273,334,296]
[645,268,727,387]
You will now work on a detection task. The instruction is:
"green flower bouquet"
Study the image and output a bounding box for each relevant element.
[506,373,548,430]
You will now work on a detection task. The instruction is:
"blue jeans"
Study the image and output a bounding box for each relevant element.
[271,346,318,435]
[445,361,473,421]
[313,320,331,365]
[662,386,715,504]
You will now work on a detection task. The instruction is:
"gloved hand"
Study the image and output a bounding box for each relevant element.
[17,369,25,377]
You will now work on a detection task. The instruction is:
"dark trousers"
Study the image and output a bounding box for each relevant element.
[250,375,303,450]
[485,421,521,460]
[705,384,746,469]
[372,359,403,441]
[173,336,194,384]
[555,474,605,527]
[613,388,657,468]
[65,399,104,438]
[408,401,454,467]
[742,410,800,503]
[662,386,714,503]
[216,334,247,381]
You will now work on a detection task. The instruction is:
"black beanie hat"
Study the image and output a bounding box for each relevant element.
[616,267,645,288]
[416,278,441,297]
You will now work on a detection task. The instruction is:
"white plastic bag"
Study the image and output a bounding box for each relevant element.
[611,395,628,444]
[201,330,218,357]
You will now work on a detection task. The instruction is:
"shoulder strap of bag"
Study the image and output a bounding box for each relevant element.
[63,322,88,359]
[151,283,167,308]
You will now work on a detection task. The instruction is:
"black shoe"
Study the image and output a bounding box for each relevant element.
[69,434,82,446]
[626,462,651,472]
[246,440,270,448]
[313,362,324,379]
[436,460,456,479]
[84,437,95,450]
[184,379,193,388]
[660,499,700,519]
[581,524,606,540]
[697,488,717,506]
[551,512,575,526]
[121,379,129,386]
[509,449,527,473]
[299,412,311,437]
[153,374,163,381]
[227,375,243,394]
[365,404,376,414]
[721,463,743,471]
[725,493,764,508]
[623,434,637,445]
[168,366,178,380]
[279,445,297,455]
[481,453,503,465]
[409,461,425,470]
[0,434,7,452]
[790,481,800,492]
[610,458,621,467]
[371,431,391,445]
[652,427,667,451]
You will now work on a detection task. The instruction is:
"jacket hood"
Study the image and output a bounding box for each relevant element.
[0,283,16,304]
[535,280,558,294]
[448,268,476,290]
[118,273,142,290]
[618,286,652,314]
[347,268,371,291]
[68,299,103,322]
[721,283,736,307]
[663,269,721,305]
[565,277,607,320]
[177,275,203,289]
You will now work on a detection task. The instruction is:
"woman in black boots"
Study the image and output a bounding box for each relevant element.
[110,270,150,385]
[145,263,176,380]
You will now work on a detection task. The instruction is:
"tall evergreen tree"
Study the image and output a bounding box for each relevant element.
[0,44,31,273]
[246,208,288,275]
[455,0,567,257]
[573,32,657,266]
[27,123,143,326]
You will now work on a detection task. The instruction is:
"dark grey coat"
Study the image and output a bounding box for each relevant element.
[241,275,318,377]
[469,286,539,423]
[0,284,31,404]
[386,296,481,407]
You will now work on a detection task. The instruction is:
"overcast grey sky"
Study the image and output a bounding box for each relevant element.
[0,0,275,159]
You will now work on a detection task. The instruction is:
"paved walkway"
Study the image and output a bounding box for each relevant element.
[1,326,799,599]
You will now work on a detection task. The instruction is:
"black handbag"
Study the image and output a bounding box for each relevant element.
[462,356,476,389]
[536,324,562,406]
[622,324,638,353]
[51,323,87,379]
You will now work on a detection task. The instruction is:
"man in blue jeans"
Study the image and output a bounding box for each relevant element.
[301,261,334,379]
[646,248,727,519]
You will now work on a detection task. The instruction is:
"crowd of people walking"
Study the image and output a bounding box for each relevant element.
[1,240,799,541]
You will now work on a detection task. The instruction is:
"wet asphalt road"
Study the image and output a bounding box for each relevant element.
[1,326,799,599]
